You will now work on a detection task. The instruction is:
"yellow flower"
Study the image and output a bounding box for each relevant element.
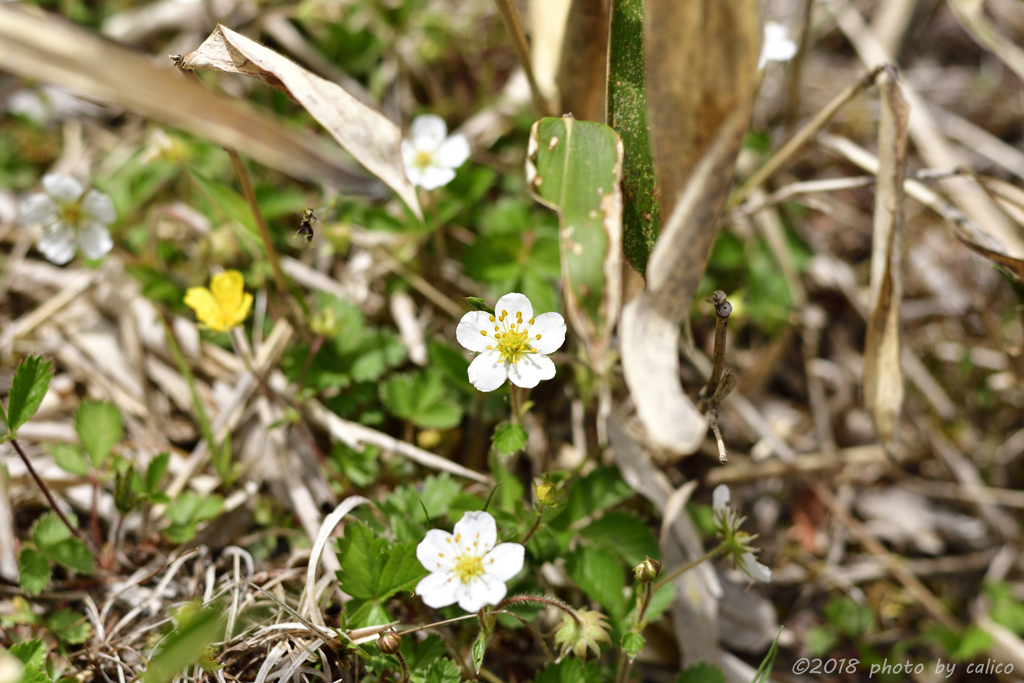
[184,270,253,332]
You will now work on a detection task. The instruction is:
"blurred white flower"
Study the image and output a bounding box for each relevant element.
[415,510,524,612]
[19,174,115,265]
[712,484,771,583]
[401,114,470,190]
[758,21,797,70]
[456,293,566,392]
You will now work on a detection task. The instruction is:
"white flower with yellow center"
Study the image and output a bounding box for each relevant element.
[401,114,471,190]
[19,173,115,265]
[415,511,524,613]
[456,293,566,392]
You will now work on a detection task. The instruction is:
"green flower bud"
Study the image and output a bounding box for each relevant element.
[633,556,661,583]
[376,631,402,655]
[535,480,560,507]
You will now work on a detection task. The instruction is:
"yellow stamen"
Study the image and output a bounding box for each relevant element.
[453,554,485,584]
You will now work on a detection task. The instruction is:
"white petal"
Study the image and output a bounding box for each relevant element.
[80,222,113,260]
[81,189,115,225]
[409,114,448,151]
[36,224,75,264]
[417,166,456,190]
[712,485,731,516]
[416,571,459,608]
[402,140,423,186]
[457,311,497,353]
[41,173,83,202]
[456,574,507,612]
[526,312,565,354]
[483,542,525,582]
[417,529,456,571]
[405,164,425,188]
[740,553,771,583]
[494,293,533,324]
[758,21,797,69]
[435,133,470,169]
[508,354,555,389]
[468,350,508,392]
[453,511,497,555]
[19,194,56,224]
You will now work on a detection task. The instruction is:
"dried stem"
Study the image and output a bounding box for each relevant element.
[698,291,732,412]
[226,152,289,295]
[491,0,552,116]
[708,411,728,464]
[729,65,885,209]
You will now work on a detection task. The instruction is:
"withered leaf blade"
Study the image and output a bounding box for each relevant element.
[0,4,368,189]
[619,0,759,458]
[863,68,908,448]
[181,25,423,221]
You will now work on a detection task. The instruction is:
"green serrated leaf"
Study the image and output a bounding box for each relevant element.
[534,658,601,683]
[377,543,428,602]
[6,356,53,435]
[46,608,92,645]
[622,631,645,660]
[471,635,486,673]
[566,545,624,621]
[43,538,95,574]
[47,443,90,477]
[580,511,659,567]
[145,453,171,494]
[425,658,460,683]
[608,0,660,274]
[380,371,463,429]
[142,604,224,683]
[492,422,526,456]
[527,117,623,365]
[336,523,386,600]
[562,466,634,524]
[75,400,123,469]
[10,639,46,667]
[31,512,73,549]
[18,548,51,596]
[677,661,725,683]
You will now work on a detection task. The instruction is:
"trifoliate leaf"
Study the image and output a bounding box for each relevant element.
[75,400,123,469]
[492,422,526,456]
[425,658,460,683]
[5,356,53,437]
[17,548,50,596]
[47,443,89,476]
[10,638,46,667]
[380,371,462,429]
[43,538,94,574]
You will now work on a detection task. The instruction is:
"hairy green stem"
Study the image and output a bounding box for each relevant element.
[496,595,581,626]
[653,545,726,593]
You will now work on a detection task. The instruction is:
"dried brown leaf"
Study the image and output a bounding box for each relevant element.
[0,5,367,189]
[863,68,908,447]
[180,25,422,221]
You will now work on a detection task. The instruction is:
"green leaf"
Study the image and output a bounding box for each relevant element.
[31,512,72,549]
[145,453,171,494]
[566,545,624,620]
[18,548,51,596]
[676,662,725,683]
[186,167,259,239]
[464,297,494,314]
[425,658,461,683]
[47,443,89,477]
[9,639,46,667]
[46,608,91,644]
[491,422,526,456]
[950,624,994,662]
[428,342,474,395]
[42,538,95,574]
[563,466,634,524]
[471,634,486,674]
[5,356,53,436]
[380,371,463,429]
[75,400,123,469]
[607,0,660,274]
[527,117,623,363]
[580,511,659,567]
[407,635,446,671]
[336,523,387,600]
[806,626,837,658]
[376,543,427,602]
[622,632,645,660]
[824,597,873,638]
[166,492,223,526]
[385,474,462,521]
[345,599,392,630]
[330,442,379,488]
[142,604,224,683]
[534,658,601,683]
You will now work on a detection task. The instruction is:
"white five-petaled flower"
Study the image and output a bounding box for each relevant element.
[401,114,471,190]
[456,293,566,392]
[415,510,525,613]
[712,484,771,583]
[758,21,798,70]
[19,173,115,265]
